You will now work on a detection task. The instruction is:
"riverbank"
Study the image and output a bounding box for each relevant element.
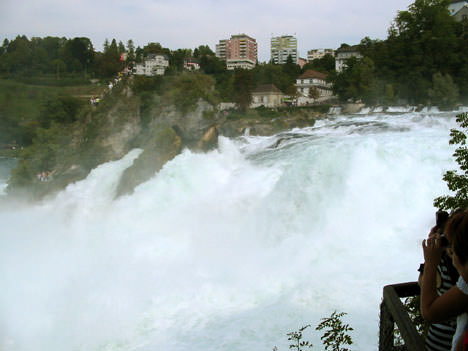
[8,74,449,200]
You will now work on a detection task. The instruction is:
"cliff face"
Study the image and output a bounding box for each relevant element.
[7,80,322,199]
[115,127,182,197]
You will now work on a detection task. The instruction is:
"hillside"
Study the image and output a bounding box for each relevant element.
[0,78,106,148]
[5,74,324,200]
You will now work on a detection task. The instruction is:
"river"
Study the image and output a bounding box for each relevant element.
[0,109,462,350]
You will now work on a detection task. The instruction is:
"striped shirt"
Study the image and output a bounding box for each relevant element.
[425,253,458,351]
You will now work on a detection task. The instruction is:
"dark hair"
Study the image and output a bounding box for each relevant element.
[447,210,468,265]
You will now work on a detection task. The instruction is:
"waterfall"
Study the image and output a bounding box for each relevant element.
[0,111,459,351]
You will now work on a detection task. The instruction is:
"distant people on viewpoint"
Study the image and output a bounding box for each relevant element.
[420,210,468,350]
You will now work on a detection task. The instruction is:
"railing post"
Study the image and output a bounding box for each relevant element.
[379,283,425,351]
[379,300,394,351]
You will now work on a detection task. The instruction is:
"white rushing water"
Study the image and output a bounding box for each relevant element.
[0,111,461,350]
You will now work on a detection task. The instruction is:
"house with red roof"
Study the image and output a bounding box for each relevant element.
[295,70,333,104]
[251,84,285,108]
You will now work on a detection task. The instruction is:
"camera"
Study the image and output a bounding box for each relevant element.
[436,210,449,230]
[440,234,449,249]
[436,210,450,249]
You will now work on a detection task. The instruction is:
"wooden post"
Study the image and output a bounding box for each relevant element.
[379,300,394,351]
[379,283,426,351]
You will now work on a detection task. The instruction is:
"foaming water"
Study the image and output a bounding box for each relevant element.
[0,112,460,350]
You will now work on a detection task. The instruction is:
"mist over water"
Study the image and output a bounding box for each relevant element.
[0,111,460,350]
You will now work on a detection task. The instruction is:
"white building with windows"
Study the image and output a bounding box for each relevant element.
[251,84,284,108]
[335,45,362,72]
[134,54,169,76]
[307,49,335,62]
[454,5,468,21]
[295,70,333,104]
[449,0,468,21]
[184,58,200,71]
[449,0,468,15]
[271,35,298,64]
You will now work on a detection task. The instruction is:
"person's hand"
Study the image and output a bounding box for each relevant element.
[422,233,443,267]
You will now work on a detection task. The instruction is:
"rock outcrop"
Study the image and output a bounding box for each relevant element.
[115,127,182,197]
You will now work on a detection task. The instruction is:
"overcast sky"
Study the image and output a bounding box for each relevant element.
[1,0,413,62]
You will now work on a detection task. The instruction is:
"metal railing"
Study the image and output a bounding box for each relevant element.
[379,282,426,351]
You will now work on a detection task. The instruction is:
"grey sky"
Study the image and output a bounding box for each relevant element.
[1,0,413,62]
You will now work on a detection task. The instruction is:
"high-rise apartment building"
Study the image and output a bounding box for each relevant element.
[270,35,298,64]
[215,34,257,70]
[215,39,228,60]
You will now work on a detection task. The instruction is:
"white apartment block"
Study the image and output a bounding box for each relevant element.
[271,35,298,64]
[215,39,228,60]
[134,54,169,76]
[307,49,335,62]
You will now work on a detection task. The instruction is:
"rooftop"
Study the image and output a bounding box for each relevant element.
[253,84,283,94]
[336,45,360,53]
[298,70,327,80]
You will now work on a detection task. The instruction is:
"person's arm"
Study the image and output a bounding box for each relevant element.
[455,329,466,351]
[418,270,441,288]
[420,235,468,322]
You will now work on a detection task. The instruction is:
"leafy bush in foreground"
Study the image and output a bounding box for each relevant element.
[274,311,353,351]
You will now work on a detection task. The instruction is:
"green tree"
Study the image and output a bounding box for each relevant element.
[103,38,110,52]
[380,0,458,103]
[118,40,125,53]
[330,56,376,102]
[51,58,66,79]
[5,35,33,74]
[143,42,169,56]
[253,63,291,93]
[232,68,255,112]
[193,45,214,58]
[165,72,217,113]
[135,46,144,62]
[38,96,83,128]
[62,37,94,74]
[95,38,122,77]
[434,112,468,211]
[126,39,135,62]
[213,71,234,101]
[428,72,459,109]
[302,54,336,74]
[170,48,192,71]
[1,38,9,53]
[283,55,301,79]
[199,54,225,74]
[385,83,396,104]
